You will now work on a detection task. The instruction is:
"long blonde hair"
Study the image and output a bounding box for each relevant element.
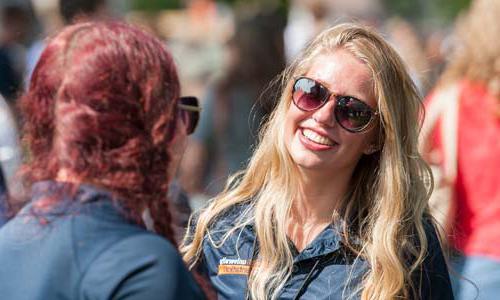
[182,23,434,300]
[439,0,500,114]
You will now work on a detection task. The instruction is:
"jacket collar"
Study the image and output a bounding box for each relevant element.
[24,181,127,221]
[211,202,354,262]
[291,222,344,262]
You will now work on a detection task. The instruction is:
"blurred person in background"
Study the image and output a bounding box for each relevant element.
[0,21,207,299]
[384,17,431,94]
[284,0,384,63]
[180,8,286,199]
[183,23,452,299]
[185,0,229,43]
[166,0,232,101]
[424,29,452,92]
[420,0,500,299]
[0,2,35,103]
[0,94,22,203]
[59,0,109,24]
[284,0,332,62]
[25,0,110,85]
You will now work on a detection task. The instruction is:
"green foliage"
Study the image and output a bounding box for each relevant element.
[383,0,471,23]
[432,0,471,21]
[131,0,182,11]
[383,0,424,21]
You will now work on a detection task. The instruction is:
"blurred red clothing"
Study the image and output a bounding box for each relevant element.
[427,80,500,258]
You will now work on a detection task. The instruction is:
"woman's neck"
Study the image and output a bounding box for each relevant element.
[287,167,352,252]
[56,169,81,184]
[292,167,352,223]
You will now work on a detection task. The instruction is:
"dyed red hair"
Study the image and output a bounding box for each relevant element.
[19,21,179,244]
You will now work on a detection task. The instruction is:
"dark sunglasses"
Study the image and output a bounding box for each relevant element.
[178,96,201,135]
[292,77,378,133]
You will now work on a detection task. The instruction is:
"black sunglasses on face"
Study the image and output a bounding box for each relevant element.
[178,96,201,135]
[292,76,379,133]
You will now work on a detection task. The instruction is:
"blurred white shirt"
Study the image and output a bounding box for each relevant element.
[0,95,21,193]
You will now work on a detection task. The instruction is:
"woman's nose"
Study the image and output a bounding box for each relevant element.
[311,98,336,127]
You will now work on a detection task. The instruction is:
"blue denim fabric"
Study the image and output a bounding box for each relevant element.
[451,255,500,300]
[192,203,454,300]
[0,181,204,300]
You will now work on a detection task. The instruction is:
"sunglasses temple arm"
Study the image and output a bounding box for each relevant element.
[178,104,201,112]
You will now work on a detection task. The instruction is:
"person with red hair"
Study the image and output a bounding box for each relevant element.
[0,21,206,299]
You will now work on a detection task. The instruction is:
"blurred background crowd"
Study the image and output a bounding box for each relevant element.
[0,0,468,200]
[0,0,499,297]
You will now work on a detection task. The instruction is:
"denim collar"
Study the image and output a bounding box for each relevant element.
[291,222,344,263]
[23,181,126,221]
[31,180,113,203]
[224,203,347,263]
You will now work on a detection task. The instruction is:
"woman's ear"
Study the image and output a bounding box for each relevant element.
[363,143,380,155]
[364,126,384,155]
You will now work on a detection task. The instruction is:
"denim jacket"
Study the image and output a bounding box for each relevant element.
[193,203,453,300]
[0,181,204,300]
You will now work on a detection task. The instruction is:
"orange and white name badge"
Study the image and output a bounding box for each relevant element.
[218,257,251,275]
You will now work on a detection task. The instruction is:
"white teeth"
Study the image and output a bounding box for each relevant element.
[302,129,335,146]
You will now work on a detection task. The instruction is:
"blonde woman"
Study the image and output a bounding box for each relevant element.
[183,23,453,299]
[421,0,500,299]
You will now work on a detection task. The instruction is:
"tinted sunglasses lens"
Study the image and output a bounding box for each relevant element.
[179,97,200,135]
[292,78,329,111]
[335,97,373,132]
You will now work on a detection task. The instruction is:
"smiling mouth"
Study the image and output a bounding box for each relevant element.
[301,129,336,146]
